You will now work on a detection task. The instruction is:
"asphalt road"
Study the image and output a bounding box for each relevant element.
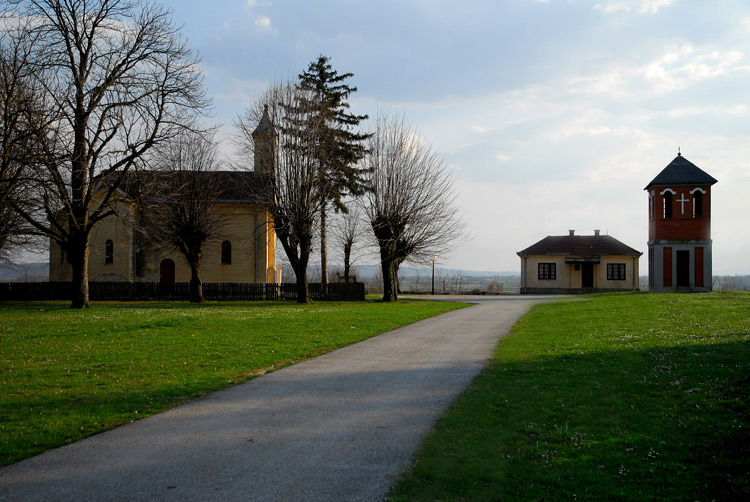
[0,296,560,502]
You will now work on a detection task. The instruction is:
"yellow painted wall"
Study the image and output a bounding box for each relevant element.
[50,198,278,284]
[49,197,135,282]
[520,254,640,291]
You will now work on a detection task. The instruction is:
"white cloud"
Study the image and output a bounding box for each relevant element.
[593,3,631,14]
[245,0,270,10]
[255,16,276,33]
[494,153,512,162]
[639,45,744,93]
[594,0,673,15]
[562,43,746,98]
[638,0,673,14]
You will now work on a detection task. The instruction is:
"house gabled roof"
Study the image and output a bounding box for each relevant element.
[644,153,717,190]
[517,233,642,257]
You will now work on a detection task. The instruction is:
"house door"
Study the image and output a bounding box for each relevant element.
[676,250,690,288]
[582,263,594,288]
[160,259,175,284]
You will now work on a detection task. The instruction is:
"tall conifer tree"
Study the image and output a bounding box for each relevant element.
[297,55,370,291]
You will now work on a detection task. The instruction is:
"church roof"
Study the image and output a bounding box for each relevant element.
[117,170,268,203]
[644,153,717,190]
[517,233,642,256]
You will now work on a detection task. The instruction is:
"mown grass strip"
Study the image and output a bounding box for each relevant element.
[389,292,750,501]
[0,299,466,466]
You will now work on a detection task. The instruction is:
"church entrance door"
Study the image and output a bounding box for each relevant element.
[160,259,175,284]
[676,250,690,288]
[582,263,594,288]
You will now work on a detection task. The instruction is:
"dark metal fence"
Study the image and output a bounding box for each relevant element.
[0,281,365,302]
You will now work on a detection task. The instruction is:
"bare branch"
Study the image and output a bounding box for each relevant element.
[362,110,462,301]
[3,0,209,306]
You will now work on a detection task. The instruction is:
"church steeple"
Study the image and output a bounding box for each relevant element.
[251,105,277,176]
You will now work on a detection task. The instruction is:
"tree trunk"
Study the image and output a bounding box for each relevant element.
[343,241,352,281]
[320,204,328,295]
[189,262,204,303]
[295,267,311,304]
[394,260,402,295]
[69,233,91,308]
[380,254,397,302]
[278,231,312,304]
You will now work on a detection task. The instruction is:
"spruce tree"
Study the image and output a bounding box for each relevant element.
[297,55,371,292]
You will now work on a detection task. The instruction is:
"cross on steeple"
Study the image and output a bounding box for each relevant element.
[676,193,690,214]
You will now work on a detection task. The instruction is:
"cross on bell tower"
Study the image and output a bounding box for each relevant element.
[645,152,717,292]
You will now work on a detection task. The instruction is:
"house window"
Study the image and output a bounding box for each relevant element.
[221,240,232,264]
[105,239,114,264]
[663,191,673,218]
[607,263,626,281]
[538,263,556,280]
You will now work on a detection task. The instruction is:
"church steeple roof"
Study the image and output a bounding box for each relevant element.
[644,153,717,190]
[252,105,275,136]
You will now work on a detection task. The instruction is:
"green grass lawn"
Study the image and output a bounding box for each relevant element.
[0,299,466,467]
[389,292,750,501]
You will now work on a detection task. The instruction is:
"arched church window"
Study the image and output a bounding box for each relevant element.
[693,190,703,217]
[663,191,673,219]
[105,239,114,264]
[221,240,232,264]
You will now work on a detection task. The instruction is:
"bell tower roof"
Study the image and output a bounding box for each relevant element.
[645,152,717,190]
[252,105,275,136]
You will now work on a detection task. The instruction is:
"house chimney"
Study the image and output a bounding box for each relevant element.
[569,230,575,236]
[594,229,600,236]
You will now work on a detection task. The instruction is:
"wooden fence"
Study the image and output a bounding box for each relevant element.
[0,281,365,302]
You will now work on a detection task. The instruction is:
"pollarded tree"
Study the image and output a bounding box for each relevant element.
[235,81,326,303]
[143,129,224,303]
[4,0,208,307]
[362,112,462,302]
[297,55,371,292]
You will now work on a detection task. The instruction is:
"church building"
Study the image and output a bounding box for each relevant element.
[49,107,281,285]
[645,153,717,292]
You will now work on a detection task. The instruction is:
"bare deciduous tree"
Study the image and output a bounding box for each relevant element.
[4,0,208,307]
[0,21,47,261]
[142,129,223,303]
[362,112,462,301]
[329,204,367,282]
[235,81,326,303]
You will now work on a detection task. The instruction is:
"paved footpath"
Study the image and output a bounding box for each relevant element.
[0,296,559,502]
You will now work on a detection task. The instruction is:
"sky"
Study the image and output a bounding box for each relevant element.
[159,0,750,275]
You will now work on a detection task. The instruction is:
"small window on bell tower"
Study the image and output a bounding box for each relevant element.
[663,191,673,219]
[692,189,704,218]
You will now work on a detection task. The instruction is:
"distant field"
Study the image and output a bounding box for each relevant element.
[389,292,750,501]
[0,299,466,467]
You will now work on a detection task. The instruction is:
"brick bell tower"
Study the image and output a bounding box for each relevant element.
[645,152,717,292]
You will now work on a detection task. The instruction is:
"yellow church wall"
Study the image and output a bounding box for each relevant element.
[136,203,276,284]
[49,197,278,285]
[49,197,136,282]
